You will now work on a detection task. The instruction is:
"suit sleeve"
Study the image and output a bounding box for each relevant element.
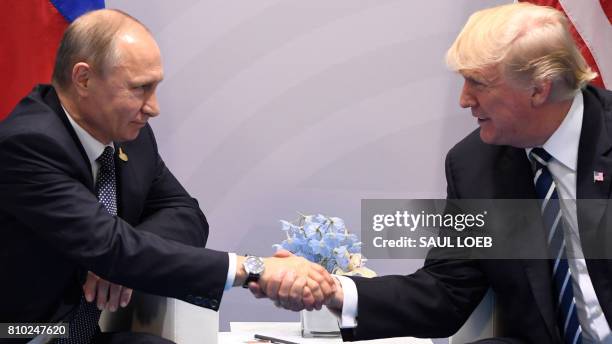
[341,151,489,341]
[135,126,209,248]
[0,132,228,310]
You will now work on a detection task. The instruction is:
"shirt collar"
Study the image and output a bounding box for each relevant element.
[61,104,114,167]
[526,91,583,171]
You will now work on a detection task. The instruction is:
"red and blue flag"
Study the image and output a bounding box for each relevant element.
[0,0,105,120]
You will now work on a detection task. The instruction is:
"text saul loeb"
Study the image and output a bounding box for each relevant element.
[373,236,493,248]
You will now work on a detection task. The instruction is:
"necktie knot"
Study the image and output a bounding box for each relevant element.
[97,146,115,169]
[530,147,552,168]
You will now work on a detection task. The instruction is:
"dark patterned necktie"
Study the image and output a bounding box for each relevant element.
[58,146,117,343]
[530,148,582,344]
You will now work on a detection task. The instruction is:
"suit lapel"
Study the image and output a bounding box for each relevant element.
[494,146,535,199]
[576,87,612,231]
[521,259,559,341]
[113,143,142,223]
[42,85,94,191]
[114,143,129,220]
[576,87,612,327]
[494,147,559,339]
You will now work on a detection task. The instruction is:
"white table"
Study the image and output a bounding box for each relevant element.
[218,322,433,344]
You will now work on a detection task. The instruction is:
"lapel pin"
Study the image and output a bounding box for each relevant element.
[118,147,129,162]
[594,171,604,183]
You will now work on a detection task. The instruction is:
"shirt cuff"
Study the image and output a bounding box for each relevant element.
[333,275,358,328]
[224,252,237,291]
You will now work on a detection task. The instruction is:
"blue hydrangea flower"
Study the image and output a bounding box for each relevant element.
[303,221,320,237]
[274,213,364,273]
[329,217,345,231]
[308,238,331,257]
[334,246,351,271]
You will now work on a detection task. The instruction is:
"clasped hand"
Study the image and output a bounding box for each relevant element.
[248,250,341,312]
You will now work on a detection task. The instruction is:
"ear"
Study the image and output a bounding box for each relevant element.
[530,79,552,107]
[72,62,92,97]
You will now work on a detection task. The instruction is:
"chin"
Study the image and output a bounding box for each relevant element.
[479,131,506,146]
[479,130,496,145]
[120,130,142,142]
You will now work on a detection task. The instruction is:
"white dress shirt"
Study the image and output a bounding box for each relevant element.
[63,105,113,180]
[335,92,612,343]
[62,105,236,291]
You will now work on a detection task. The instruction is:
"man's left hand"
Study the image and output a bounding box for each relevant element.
[83,271,133,312]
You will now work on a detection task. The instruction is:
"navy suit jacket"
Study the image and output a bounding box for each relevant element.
[342,86,612,343]
[0,85,229,323]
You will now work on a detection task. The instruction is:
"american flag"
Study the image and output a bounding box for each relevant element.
[594,171,605,182]
[521,0,612,89]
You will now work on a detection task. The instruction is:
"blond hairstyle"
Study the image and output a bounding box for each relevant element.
[52,9,149,90]
[446,2,597,100]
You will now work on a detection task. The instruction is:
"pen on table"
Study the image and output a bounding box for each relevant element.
[254,333,300,344]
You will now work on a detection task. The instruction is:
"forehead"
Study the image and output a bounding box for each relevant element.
[112,29,164,82]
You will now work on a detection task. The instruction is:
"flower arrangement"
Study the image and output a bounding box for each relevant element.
[274,213,375,276]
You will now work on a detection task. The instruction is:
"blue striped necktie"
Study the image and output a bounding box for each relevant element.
[530,148,582,344]
[58,146,117,343]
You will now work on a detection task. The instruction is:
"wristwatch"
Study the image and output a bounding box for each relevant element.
[242,255,265,288]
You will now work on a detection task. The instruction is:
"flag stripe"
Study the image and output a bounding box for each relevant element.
[600,0,612,26]
[558,0,612,89]
[50,0,106,22]
[521,0,611,89]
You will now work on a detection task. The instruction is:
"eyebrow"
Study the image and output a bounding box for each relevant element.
[464,74,487,85]
[130,75,163,86]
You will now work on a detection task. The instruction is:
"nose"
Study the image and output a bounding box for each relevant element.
[459,82,477,109]
[143,92,160,117]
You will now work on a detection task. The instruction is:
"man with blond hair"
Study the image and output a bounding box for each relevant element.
[265,3,612,343]
[0,9,335,344]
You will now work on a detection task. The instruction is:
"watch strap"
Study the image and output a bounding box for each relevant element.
[242,273,260,288]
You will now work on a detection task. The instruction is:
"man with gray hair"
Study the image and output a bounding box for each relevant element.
[0,9,334,344]
[264,3,612,343]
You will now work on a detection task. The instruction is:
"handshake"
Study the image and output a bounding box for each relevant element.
[237,250,344,313]
[82,249,345,314]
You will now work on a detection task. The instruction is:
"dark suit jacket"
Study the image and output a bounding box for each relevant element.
[342,86,612,343]
[0,85,229,324]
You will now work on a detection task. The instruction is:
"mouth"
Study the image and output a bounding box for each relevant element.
[473,114,489,124]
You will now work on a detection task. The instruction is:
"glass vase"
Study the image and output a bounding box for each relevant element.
[300,307,340,338]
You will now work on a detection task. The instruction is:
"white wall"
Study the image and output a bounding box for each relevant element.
[107,0,509,332]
